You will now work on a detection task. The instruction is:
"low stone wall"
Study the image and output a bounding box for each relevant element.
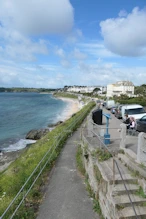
[81,135,119,219]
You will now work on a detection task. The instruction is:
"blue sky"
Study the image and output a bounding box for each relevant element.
[0,0,146,88]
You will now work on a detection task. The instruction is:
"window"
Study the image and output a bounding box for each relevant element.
[141,116,146,121]
[125,108,146,115]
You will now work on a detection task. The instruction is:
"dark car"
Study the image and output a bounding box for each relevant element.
[110,106,116,114]
[102,101,106,107]
[115,105,122,119]
[136,115,146,132]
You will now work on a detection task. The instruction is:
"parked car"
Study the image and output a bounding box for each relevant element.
[121,104,146,120]
[136,115,146,132]
[106,100,115,110]
[102,101,106,107]
[110,106,116,114]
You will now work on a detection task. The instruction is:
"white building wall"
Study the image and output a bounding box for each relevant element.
[106,81,134,97]
[107,84,114,97]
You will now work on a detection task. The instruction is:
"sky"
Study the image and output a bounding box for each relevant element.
[0,0,146,88]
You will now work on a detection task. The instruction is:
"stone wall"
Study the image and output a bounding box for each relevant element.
[81,136,119,219]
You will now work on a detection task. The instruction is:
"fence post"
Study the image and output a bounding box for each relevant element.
[113,158,115,186]
[87,116,93,137]
[120,123,126,149]
[137,132,146,163]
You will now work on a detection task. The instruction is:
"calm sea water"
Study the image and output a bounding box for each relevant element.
[0,93,68,151]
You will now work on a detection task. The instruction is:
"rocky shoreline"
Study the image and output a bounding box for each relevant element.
[26,121,63,140]
[0,97,79,172]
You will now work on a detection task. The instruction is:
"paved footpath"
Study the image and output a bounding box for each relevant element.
[36,126,99,219]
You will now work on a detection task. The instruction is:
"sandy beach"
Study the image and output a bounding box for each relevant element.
[0,97,80,172]
[57,97,80,120]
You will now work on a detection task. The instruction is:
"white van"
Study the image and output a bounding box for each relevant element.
[121,104,146,120]
[106,100,115,110]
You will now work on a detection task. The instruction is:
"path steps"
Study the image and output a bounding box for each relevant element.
[99,157,146,218]
[118,206,146,219]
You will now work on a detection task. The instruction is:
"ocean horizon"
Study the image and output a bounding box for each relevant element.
[0,92,71,152]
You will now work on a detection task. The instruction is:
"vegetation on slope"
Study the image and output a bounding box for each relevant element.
[53,91,78,99]
[113,94,146,106]
[0,101,95,219]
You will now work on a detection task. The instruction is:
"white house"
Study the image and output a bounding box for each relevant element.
[106,81,134,97]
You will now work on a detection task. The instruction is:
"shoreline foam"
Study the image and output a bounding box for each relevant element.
[56,97,79,121]
[0,97,80,172]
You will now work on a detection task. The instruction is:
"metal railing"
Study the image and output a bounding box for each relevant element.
[91,121,121,147]
[83,119,138,219]
[0,105,92,219]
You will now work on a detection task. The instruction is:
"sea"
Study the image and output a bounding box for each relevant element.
[0,92,71,152]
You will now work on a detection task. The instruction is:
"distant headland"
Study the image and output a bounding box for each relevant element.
[0,87,57,93]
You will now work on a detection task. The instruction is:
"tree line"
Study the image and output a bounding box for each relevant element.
[0,87,57,93]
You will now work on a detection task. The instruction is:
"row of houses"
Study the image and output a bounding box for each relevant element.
[64,81,135,97]
[64,85,106,94]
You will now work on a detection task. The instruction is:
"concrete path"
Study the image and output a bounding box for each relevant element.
[36,127,99,219]
[36,106,138,219]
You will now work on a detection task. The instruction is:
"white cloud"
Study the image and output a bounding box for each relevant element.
[100,7,146,56]
[72,48,87,60]
[0,0,74,62]
[60,59,71,68]
[0,63,67,88]
[118,10,127,17]
[66,29,83,44]
[0,0,74,35]
[78,42,115,58]
[0,26,48,61]
[76,61,146,86]
[0,60,146,88]
[55,48,65,58]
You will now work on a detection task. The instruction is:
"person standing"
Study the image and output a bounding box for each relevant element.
[129,117,136,129]
[123,114,130,129]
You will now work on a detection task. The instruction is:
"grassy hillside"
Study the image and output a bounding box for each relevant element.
[0,101,95,219]
[53,92,78,99]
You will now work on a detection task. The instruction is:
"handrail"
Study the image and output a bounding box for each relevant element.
[0,104,92,219]
[88,121,138,219]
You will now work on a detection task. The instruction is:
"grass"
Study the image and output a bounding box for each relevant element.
[136,186,146,198]
[76,145,104,219]
[93,165,102,183]
[0,101,95,218]
[84,175,104,219]
[131,169,140,178]
[139,163,146,169]
[53,92,78,99]
[93,148,112,162]
[93,199,104,218]
[118,149,125,154]
[76,145,86,176]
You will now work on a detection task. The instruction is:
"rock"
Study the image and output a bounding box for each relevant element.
[48,121,63,127]
[26,129,50,140]
[55,121,63,126]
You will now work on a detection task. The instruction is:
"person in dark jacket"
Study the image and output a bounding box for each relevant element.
[123,114,131,129]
